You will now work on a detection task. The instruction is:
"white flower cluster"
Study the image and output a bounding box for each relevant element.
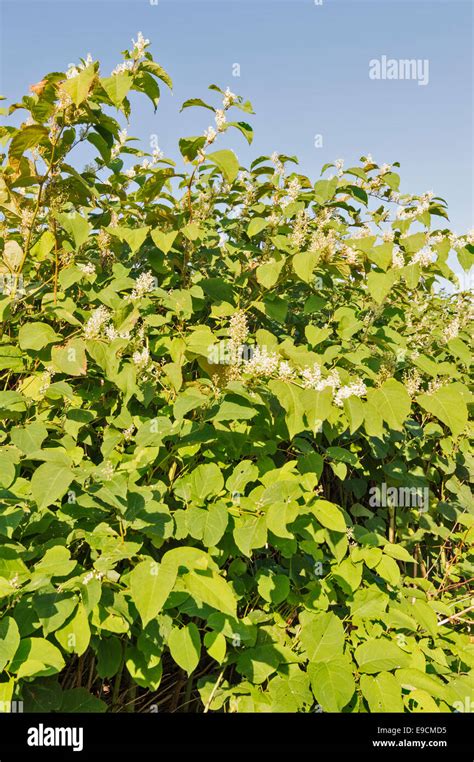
[334,380,367,408]
[351,224,372,239]
[219,232,229,248]
[215,109,227,131]
[204,126,217,145]
[126,271,156,301]
[309,228,338,260]
[223,87,237,108]
[84,305,111,340]
[302,364,341,392]
[277,361,295,380]
[343,247,358,265]
[396,191,433,221]
[77,262,96,276]
[334,158,344,176]
[132,346,150,370]
[392,248,405,268]
[83,570,104,585]
[287,177,301,200]
[442,318,460,342]
[105,324,131,341]
[290,210,308,248]
[83,305,131,341]
[382,229,395,243]
[271,152,285,177]
[101,461,115,481]
[228,310,249,364]
[39,368,55,395]
[66,53,94,79]
[427,378,447,395]
[244,345,279,377]
[112,60,134,76]
[403,369,422,397]
[123,423,136,441]
[410,247,435,267]
[111,129,128,160]
[132,31,150,59]
[449,232,472,250]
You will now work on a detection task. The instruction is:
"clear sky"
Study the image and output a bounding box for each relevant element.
[1,0,473,246]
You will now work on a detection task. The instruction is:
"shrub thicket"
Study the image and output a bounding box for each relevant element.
[0,35,472,713]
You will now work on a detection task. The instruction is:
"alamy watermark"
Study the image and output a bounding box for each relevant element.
[369,483,429,512]
[369,56,429,86]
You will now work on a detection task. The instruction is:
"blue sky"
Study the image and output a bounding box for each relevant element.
[1,0,472,244]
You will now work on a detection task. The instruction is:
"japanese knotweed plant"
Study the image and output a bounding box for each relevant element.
[0,34,472,714]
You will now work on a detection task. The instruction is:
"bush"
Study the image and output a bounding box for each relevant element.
[0,35,472,714]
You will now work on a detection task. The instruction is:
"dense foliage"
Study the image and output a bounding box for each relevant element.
[0,35,472,714]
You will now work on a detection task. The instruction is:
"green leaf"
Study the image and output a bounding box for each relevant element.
[62,66,96,106]
[247,218,268,238]
[0,679,14,711]
[354,639,410,674]
[204,631,226,664]
[129,557,177,627]
[56,212,91,249]
[299,611,345,662]
[51,339,87,376]
[395,668,454,703]
[60,688,107,713]
[226,460,258,493]
[174,463,224,504]
[343,396,365,434]
[416,383,469,437]
[9,125,48,159]
[34,546,76,578]
[179,136,206,161]
[150,228,177,254]
[201,503,228,546]
[54,603,90,655]
[168,623,201,675]
[311,500,346,533]
[269,380,305,439]
[360,672,404,712]
[182,569,237,616]
[366,379,411,432]
[257,571,290,604]
[234,516,267,557]
[207,149,239,183]
[256,258,284,289]
[0,617,20,672]
[125,646,162,690]
[0,391,27,420]
[293,251,318,283]
[18,322,60,351]
[107,226,149,254]
[374,554,400,586]
[9,637,65,678]
[10,422,48,455]
[101,73,132,106]
[31,462,74,509]
[140,60,173,90]
[308,657,355,712]
[367,269,398,304]
[96,638,123,678]
[302,387,333,432]
[34,594,77,636]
